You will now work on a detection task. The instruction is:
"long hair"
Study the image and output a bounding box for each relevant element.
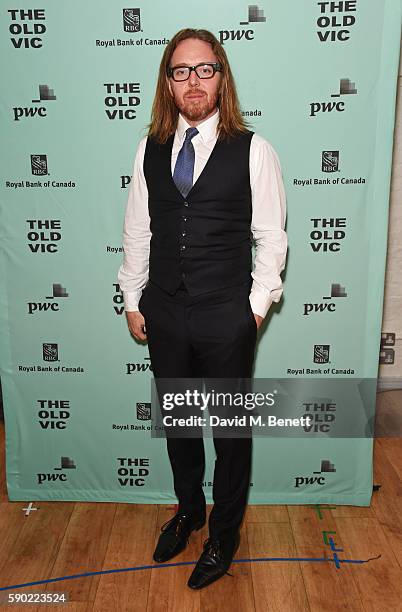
[148,28,249,143]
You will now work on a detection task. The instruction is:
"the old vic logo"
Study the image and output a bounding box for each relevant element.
[316,1,357,42]
[8,8,46,48]
[104,83,141,120]
[37,399,71,430]
[112,284,124,315]
[26,219,62,253]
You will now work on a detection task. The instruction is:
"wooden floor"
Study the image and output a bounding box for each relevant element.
[0,391,401,611]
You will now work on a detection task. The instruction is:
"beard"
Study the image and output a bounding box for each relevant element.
[174,89,219,122]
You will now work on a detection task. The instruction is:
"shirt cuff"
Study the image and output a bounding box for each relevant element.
[122,290,142,312]
[249,285,282,319]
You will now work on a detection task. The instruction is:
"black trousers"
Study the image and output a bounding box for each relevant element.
[138,277,257,541]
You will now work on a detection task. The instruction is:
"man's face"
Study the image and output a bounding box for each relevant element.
[167,38,222,125]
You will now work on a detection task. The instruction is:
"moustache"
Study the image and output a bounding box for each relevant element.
[184,91,207,98]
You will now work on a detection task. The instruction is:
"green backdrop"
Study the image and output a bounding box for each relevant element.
[1,0,401,505]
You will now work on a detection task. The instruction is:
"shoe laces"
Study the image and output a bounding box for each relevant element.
[161,513,188,535]
[202,538,234,577]
[203,537,221,557]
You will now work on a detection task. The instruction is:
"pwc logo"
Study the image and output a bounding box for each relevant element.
[28,283,68,315]
[219,4,266,44]
[37,456,76,485]
[310,78,357,117]
[126,357,153,374]
[294,459,336,488]
[303,283,347,316]
[13,84,56,121]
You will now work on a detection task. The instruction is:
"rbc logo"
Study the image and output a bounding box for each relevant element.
[314,345,330,364]
[137,402,151,420]
[43,343,58,362]
[322,151,339,173]
[31,154,48,175]
[123,8,141,33]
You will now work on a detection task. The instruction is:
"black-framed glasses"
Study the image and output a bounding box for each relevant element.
[167,62,223,82]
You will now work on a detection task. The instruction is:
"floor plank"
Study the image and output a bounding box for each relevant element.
[92,504,157,611]
[248,522,310,611]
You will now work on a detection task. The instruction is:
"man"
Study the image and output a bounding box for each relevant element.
[118,28,287,590]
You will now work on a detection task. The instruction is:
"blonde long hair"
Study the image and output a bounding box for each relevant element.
[148,28,249,143]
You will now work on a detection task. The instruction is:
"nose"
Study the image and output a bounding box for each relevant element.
[188,68,200,87]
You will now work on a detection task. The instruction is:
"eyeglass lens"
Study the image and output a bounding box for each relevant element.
[172,64,216,81]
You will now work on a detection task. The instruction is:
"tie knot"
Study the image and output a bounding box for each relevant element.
[184,127,198,142]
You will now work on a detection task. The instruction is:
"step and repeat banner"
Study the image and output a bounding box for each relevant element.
[1,1,401,506]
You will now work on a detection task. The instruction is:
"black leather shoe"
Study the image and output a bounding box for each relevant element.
[153,512,206,563]
[187,532,240,589]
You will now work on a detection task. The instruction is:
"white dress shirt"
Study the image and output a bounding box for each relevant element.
[118,109,288,318]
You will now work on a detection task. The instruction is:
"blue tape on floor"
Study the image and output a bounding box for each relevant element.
[0,554,379,591]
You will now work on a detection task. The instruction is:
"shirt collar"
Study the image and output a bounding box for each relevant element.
[177,109,219,145]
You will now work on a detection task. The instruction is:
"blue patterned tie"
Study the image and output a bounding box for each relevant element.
[173,127,199,198]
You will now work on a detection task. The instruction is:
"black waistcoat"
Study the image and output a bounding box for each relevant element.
[143,129,254,296]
